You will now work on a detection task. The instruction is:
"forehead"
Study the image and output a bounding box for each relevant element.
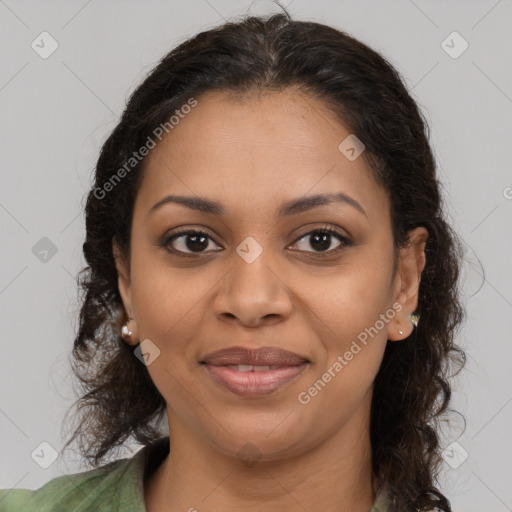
[136,89,390,222]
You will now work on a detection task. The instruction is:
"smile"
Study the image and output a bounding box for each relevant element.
[202,362,309,397]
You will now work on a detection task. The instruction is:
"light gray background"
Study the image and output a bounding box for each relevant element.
[0,1,511,511]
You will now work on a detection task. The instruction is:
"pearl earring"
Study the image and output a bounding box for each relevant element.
[121,323,132,338]
[121,317,137,343]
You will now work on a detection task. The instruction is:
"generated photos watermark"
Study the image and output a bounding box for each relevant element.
[297,302,403,405]
[93,97,198,200]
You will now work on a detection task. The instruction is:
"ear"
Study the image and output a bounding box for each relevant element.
[388,226,429,341]
[112,239,134,320]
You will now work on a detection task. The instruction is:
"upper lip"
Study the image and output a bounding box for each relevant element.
[201,346,309,366]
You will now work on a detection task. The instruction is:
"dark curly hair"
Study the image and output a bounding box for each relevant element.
[61,8,467,512]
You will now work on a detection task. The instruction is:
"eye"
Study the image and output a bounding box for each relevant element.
[291,226,351,255]
[160,225,352,257]
[161,229,222,255]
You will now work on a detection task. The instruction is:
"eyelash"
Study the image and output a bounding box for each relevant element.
[159,225,352,258]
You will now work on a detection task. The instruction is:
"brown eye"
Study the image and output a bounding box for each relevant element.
[163,230,222,254]
[291,228,351,255]
[160,226,351,258]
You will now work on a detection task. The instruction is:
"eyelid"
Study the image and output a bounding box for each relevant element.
[289,225,352,256]
[160,224,352,256]
[162,226,222,255]
[292,223,350,243]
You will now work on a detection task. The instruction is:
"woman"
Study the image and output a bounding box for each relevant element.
[0,9,465,512]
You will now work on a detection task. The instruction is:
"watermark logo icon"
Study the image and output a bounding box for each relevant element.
[441,31,468,59]
[237,442,263,468]
[31,441,58,469]
[236,236,263,264]
[31,32,59,59]
[441,441,469,469]
[338,134,365,161]
[32,237,58,263]
[134,339,161,366]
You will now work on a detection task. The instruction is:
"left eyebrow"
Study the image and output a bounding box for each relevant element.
[277,192,368,220]
[147,192,368,220]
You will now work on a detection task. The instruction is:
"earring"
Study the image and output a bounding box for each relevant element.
[121,318,137,343]
[411,313,419,327]
[398,330,403,335]
[121,323,132,338]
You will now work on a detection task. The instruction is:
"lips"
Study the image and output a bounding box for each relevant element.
[201,346,309,366]
[201,346,310,397]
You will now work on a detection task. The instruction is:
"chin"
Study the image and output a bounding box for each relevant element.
[205,418,312,463]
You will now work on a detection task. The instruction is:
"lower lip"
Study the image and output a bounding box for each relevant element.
[203,363,309,397]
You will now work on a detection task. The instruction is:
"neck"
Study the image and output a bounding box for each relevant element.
[145,396,376,512]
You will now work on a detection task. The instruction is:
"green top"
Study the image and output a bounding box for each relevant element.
[0,436,392,511]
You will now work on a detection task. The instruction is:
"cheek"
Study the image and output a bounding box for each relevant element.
[302,257,393,388]
[308,260,393,343]
[130,247,208,344]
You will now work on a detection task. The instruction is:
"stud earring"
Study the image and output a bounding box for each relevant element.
[121,317,137,344]
[398,330,403,335]
[121,323,132,338]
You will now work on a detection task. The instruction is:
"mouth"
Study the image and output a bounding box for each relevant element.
[200,346,310,398]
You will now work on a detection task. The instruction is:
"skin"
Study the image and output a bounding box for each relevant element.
[113,88,428,512]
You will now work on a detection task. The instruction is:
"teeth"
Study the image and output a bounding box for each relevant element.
[253,365,270,371]
[222,364,281,372]
[224,364,279,371]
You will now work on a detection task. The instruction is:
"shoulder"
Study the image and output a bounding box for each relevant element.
[0,456,141,512]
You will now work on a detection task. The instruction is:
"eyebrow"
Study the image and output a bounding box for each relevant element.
[147,192,368,219]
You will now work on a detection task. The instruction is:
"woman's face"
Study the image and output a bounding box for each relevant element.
[114,88,427,462]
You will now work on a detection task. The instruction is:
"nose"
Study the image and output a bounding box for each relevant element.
[213,249,293,328]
